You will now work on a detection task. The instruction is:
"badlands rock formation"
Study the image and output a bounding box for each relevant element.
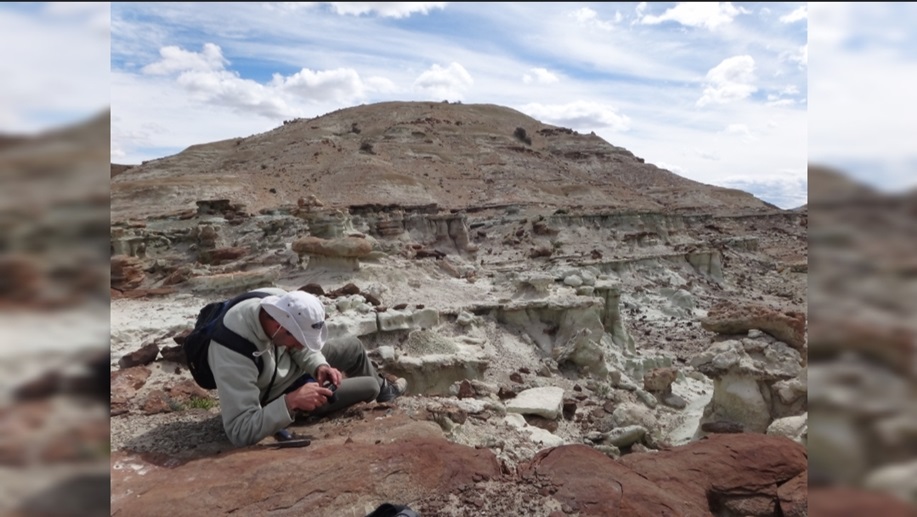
[108,101,807,516]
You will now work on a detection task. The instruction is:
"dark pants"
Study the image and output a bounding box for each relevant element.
[284,335,382,417]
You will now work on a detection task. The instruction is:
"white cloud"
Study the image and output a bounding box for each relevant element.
[271,68,367,102]
[364,76,399,93]
[697,149,720,161]
[268,2,446,17]
[412,62,473,100]
[570,7,615,31]
[571,7,596,23]
[138,43,292,118]
[654,161,688,176]
[765,84,800,107]
[142,43,228,75]
[520,101,631,132]
[720,172,807,209]
[796,44,807,66]
[178,70,291,118]
[780,5,807,23]
[640,2,740,30]
[324,2,447,18]
[111,71,307,165]
[780,44,807,68]
[724,123,750,136]
[696,55,757,107]
[765,98,795,107]
[522,67,560,85]
[721,123,755,143]
[138,43,386,119]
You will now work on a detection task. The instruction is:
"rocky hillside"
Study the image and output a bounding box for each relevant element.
[105,101,808,516]
[111,101,774,222]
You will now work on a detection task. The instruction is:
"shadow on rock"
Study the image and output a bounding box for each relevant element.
[120,412,234,465]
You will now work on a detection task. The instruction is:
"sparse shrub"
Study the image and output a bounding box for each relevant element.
[187,397,216,410]
[594,383,612,398]
[513,127,532,145]
[359,141,375,154]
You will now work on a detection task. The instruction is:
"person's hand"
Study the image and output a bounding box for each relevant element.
[284,382,335,412]
[315,364,342,387]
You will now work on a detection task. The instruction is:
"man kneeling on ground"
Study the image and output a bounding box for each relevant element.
[210,287,407,446]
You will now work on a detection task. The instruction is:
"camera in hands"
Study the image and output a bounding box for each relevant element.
[322,380,337,404]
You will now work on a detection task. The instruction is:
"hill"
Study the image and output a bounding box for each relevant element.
[111,101,775,221]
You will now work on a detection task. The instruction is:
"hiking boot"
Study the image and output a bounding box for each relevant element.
[376,377,407,402]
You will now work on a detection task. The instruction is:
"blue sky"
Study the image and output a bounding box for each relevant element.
[6,3,816,208]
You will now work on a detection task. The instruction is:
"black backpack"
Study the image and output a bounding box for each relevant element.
[183,291,271,391]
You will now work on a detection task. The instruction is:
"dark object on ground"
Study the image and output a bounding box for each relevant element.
[269,438,311,449]
[270,429,311,448]
[366,502,421,517]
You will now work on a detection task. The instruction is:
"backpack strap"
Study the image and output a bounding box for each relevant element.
[211,291,274,405]
[209,291,272,366]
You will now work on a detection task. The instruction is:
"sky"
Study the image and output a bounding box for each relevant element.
[808,2,917,196]
[0,2,110,131]
[5,3,915,209]
[103,2,808,209]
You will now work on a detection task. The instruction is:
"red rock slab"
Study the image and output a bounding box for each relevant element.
[111,431,501,516]
[620,434,807,515]
[701,302,806,353]
[522,444,689,516]
[778,471,808,517]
